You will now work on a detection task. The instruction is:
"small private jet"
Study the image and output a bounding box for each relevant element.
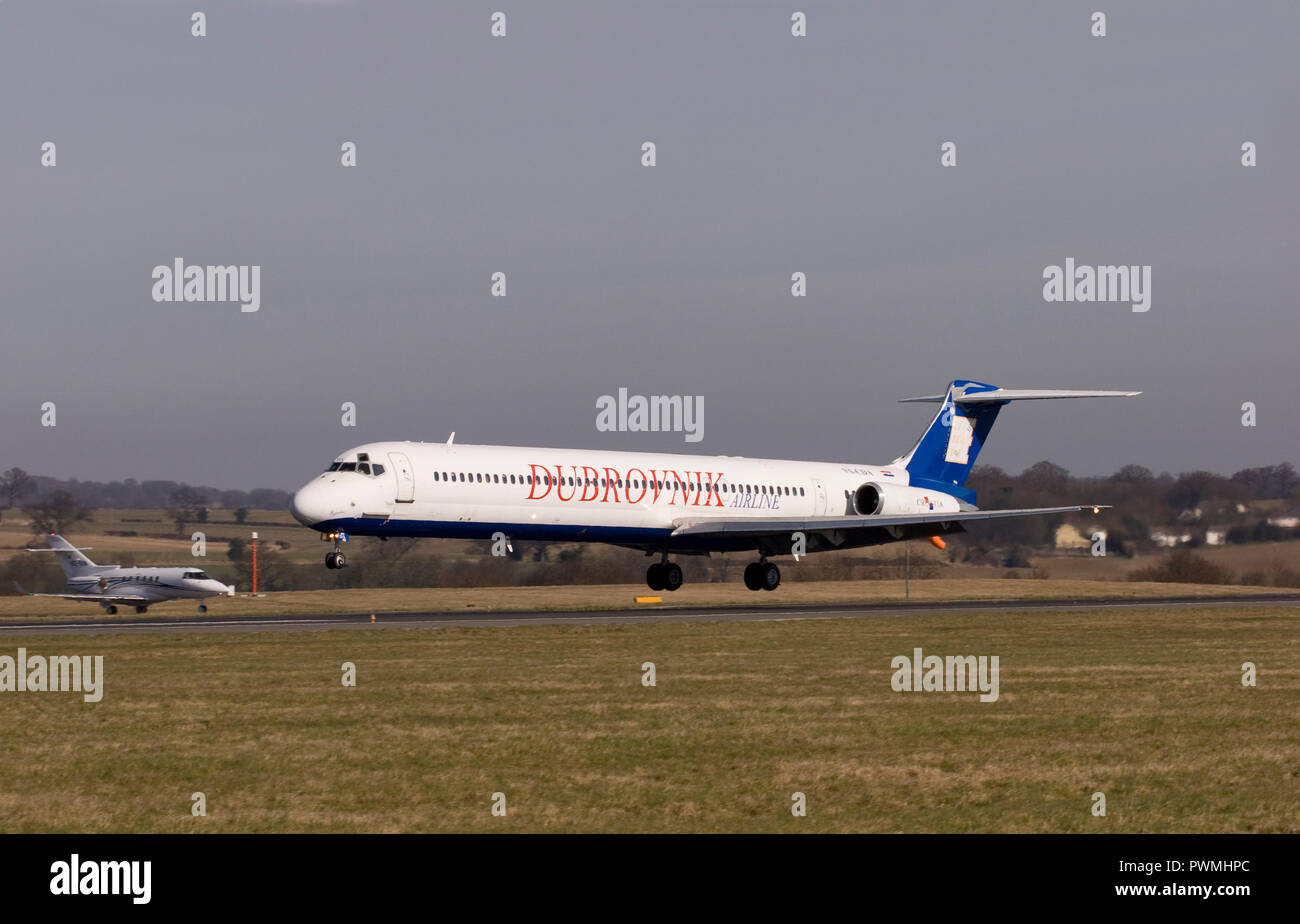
[20,533,233,614]
[289,379,1139,592]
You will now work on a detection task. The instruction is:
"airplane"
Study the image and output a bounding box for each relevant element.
[19,533,234,614]
[289,379,1139,592]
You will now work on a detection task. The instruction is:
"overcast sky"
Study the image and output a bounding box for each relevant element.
[2,1,1296,492]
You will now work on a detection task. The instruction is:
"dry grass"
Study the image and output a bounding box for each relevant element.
[0,603,1296,832]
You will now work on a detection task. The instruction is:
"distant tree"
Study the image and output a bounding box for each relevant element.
[233,507,250,525]
[0,467,35,523]
[1231,463,1299,501]
[167,485,209,535]
[1021,460,1070,495]
[1111,464,1155,485]
[23,490,93,537]
[227,536,246,562]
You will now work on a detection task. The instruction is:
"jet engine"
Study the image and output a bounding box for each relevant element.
[852,482,962,516]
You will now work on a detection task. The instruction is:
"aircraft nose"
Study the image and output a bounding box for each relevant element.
[291,479,331,527]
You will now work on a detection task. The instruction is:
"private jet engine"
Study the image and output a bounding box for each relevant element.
[852,482,962,516]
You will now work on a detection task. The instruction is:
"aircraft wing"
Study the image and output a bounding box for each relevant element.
[18,591,151,604]
[671,505,1104,538]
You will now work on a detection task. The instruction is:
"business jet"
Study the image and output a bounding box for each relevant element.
[20,534,234,613]
[290,379,1138,592]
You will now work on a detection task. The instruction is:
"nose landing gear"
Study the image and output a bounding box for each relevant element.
[323,532,349,569]
[743,560,781,592]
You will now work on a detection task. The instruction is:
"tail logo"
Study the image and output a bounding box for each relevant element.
[944,413,975,464]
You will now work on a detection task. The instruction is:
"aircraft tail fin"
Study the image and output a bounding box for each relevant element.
[25,534,103,579]
[893,380,1140,503]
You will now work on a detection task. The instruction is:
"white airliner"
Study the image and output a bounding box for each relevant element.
[290,380,1138,592]
[21,534,233,614]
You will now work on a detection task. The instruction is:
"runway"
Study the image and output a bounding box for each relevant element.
[1,593,1297,636]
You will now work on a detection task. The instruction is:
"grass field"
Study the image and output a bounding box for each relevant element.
[0,578,1291,622]
[0,603,1296,833]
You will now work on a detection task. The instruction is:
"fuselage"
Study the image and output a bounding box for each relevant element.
[290,440,961,553]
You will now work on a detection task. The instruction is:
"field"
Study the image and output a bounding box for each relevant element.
[0,579,1291,622]
[3,507,1298,590]
[0,602,1296,833]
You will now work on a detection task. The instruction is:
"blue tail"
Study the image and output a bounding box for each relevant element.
[893,380,1006,505]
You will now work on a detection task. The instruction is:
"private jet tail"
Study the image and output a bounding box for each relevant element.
[893,380,1140,504]
[25,534,110,579]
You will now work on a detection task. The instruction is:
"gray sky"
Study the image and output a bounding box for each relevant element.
[2,1,1296,492]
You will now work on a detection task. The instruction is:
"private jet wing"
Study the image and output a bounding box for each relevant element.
[13,583,150,605]
[671,504,1105,539]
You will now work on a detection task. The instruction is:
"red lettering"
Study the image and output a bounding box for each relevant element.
[648,469,663,504]
[601,467,622,503]
[701,471,726,507]
[579,466,600,501]
[626,468,648,504]
[664,469,687,506]
[527,463,551,500]
[554,465,575,501]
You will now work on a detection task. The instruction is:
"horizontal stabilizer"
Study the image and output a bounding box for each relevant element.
[900,388,1140,404]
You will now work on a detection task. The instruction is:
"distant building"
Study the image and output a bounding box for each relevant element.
[1267,508,1300,529]
[1205,528,1227,546]
[1151,530,1193,547]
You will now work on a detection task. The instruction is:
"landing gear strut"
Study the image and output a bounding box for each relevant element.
[743,561,781,592]
[324,532,348,569]
[646,559,683,592]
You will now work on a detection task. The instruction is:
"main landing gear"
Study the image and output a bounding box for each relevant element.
[198,604,208,613]
[105,605,118,615]
[743,560,781,592]
[324,532,348,569]
[646,560,683,592]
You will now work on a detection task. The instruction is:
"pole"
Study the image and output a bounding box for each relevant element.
[905,540,910,599]
[251,531,258,595]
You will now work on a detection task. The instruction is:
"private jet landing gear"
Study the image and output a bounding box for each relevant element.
[105,605,118,615]
[198,604,208,613]
[743,561,781,592]
[646,560,683,592]
[134,605,149,614]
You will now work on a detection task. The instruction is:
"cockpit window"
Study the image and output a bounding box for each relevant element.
[326,462,341,471]
[357,462,371,474]
[357,453,369,462]
[184,571,210,579]
[337,462,357,472]
[373,464,385,476]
